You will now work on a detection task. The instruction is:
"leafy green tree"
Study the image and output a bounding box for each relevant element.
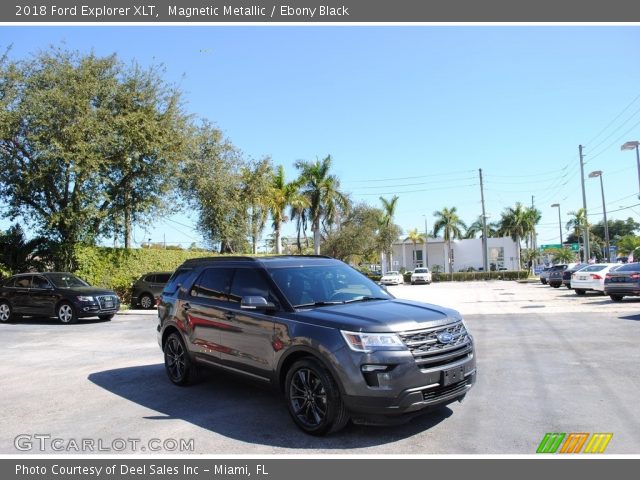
[294,155,349,255]
[497,203,538,269]
[405,228,425,266]
[464,216,499,239]
[0,224,50,274]
[433,206,467,274]
[268,165,307,255]
[322,204,385,264]
[241,158,274,254]
[548,247,578,264]
[378,195,400,270]
[181,121,248,253]
[616,235,640,256]
[0,47,189,264]
[591,218,639,243]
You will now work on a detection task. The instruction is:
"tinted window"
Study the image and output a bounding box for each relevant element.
[191,268,234,301]
[144,274,156,283]
[32,276,51,289]
[14,276,32,288]
[414,268,430,273]
[579,265,607,272]
[155,273,171,283]
[229,268,275,304]
[615,263,640,272]
[163,268,192,294]
[47,274,89,288]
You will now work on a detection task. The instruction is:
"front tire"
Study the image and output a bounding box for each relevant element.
[0,301,12,323]
[285,358,349,435]
[57,302,77,324]
[99,314,114,321]
[575,289,586,295]
[164,332,197,385]
[139,293,154,310]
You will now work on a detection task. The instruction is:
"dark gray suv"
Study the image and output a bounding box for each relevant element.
[157,256,476,435]
[132,271,172,309]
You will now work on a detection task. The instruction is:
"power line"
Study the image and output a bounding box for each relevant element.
[346,169,476,184]
[584,93,640,147]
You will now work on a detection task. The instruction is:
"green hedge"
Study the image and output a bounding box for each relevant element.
[432,270,529,282]
[73,246,214,305]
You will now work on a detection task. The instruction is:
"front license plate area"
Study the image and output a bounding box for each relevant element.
[442,366,465,386]
[104,300,114,309]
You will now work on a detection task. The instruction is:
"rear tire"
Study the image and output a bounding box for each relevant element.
[99,314,114,321]
[0,301,12,323]
[57,302,77,324]
[285,358,350,435]
[575,289,586,295]
[610,295,624,302]
[164,332,198,385]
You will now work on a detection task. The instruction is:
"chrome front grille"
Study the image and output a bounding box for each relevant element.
[399,321,472,368]
[97,295,117,310]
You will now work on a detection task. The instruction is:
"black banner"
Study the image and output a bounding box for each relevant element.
[3,0,640,22]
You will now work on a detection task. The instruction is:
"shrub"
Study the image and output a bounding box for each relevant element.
[432,270,528,282]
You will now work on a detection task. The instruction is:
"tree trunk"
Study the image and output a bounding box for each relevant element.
[275,222,282,255]
[313,228,321,255]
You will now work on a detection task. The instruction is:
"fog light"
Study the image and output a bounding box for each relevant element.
[361,364,389,372]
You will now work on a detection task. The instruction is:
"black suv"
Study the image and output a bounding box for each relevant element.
[547,264,568,288]
[0,272,120,324]
[132,271,172,309]
[157,256,476,435]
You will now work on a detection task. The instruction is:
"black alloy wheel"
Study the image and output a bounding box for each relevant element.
[285,358,349,435]
[164,332,196,385]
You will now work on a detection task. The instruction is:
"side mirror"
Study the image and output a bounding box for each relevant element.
[241,296,277,311]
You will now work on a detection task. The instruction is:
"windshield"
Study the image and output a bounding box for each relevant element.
[414,268,429,273]
[269,264,393,308]
[47,273,90,288]
[384,271,399,275]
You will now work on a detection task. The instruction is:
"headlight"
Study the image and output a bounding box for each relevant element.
[341,330,404,352]
[76,296,95,302]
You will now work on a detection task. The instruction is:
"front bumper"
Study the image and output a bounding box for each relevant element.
[411,277,431,284]
[73,296,120,318]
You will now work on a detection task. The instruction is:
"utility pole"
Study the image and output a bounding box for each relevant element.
[579,145,590,262]
[479,168,489,272]
[531,195,537,263]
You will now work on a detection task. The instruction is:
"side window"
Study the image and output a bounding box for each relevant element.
[3,277,18,288]
[155,273,171,283]
[229,268,274,304]
[145,274,156,283]
[163,268,192,294]
[191,268,234,301]
[15,276,32,288]
[32,276,51,289]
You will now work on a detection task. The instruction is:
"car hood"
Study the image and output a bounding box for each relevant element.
[289,299,461,332]
[57,286,118,297]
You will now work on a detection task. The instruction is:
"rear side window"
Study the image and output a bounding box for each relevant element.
[163,268,193,294]
[615,263,640,272]
[144,274,157,283]
[579,265,607,272]
[191,268,234,301]
[155,273,171,283]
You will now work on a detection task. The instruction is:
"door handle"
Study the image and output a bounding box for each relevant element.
[225,312,235,321]
[182,302,191,311]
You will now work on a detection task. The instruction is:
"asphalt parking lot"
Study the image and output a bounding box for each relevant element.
[1,280,640,454]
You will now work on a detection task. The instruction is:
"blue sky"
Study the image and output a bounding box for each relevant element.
[2,26,640,249]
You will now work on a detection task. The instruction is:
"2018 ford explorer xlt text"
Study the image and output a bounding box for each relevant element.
[157,256,476,435]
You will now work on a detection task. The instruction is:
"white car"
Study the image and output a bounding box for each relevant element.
[380,271,404,285]
[570,263,620,295]
[411,267,432,285]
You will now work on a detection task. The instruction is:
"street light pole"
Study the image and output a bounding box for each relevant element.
[621,141,640,199]
[423,214,429,268]
[551,203,562,247]
[589,170,611,262]
[579,145,590,262]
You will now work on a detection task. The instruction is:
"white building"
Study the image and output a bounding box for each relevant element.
[389,236,520,272]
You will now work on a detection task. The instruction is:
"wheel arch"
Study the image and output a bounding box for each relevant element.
[276,346,345,395]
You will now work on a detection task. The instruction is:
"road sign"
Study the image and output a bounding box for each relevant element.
[570,243,580,252]
[540,244,562,250]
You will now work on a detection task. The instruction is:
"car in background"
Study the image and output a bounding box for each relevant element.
[132,271,172,309]
[0,272,119,324]
[380,270,404,285]
[411,267,432,285]
[547,264,569,288]
[562,263,589,289]
[604,262,640,301]
[570,263,619,295]
[539,267,552,285]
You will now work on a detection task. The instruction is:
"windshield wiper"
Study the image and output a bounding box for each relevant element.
[293,301,344,308]
[342,296,389,304]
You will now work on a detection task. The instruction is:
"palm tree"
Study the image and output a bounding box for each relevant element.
[378,195,399,270]
[497,203,535,269]
[294,155,349,255]
[405,228,425,267]
[268,165,308,255]
[433,207,467,274]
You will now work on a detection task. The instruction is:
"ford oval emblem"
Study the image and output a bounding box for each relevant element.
[437,332,454,344]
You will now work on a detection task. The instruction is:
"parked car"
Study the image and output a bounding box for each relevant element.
[411,267,432,285]
[562,263,589,288]
[157,256,476,435]
[539,267,551,285]
[604,262,640,301]
[547,264,569,288]
[132,271,172,309]
[380,270,404,285]
[570,263,619,295]
[0,272,119,324]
